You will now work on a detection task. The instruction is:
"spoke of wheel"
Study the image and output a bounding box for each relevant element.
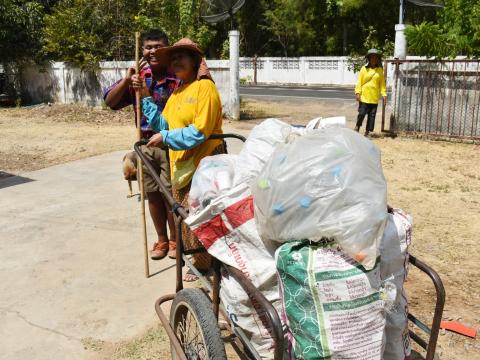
[186,314,201,350]
[175,304,209,360]
[187,311,193,337]
[178,313,188,345]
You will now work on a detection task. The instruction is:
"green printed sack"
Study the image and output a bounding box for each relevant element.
[276,241,386,360]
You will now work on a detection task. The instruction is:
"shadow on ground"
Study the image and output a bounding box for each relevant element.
[0,172,35,189]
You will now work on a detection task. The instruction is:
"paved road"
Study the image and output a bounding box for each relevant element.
[240,85,353,101]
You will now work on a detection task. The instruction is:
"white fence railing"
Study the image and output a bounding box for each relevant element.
[238,57,358,86]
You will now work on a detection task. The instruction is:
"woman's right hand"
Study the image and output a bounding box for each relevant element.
[147,133,164,147]
[355,94,361,102]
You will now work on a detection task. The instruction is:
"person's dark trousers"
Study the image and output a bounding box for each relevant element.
[356,102,378,132]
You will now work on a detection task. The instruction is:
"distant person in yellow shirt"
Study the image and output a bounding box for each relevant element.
[354,49,387,136]
[135,38,224,282]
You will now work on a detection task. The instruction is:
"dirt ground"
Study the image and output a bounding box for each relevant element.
[0,104,136,178]
[1,100,479,359]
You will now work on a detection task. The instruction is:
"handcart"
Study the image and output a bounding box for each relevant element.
[134,133,445,360]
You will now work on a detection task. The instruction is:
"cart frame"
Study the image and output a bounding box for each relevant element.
[133,134,445,360]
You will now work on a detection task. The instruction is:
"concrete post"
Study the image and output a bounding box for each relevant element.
[394,24,407,60]
[229,30,240,120]
[58,62,67,103]
[253,55,257,85]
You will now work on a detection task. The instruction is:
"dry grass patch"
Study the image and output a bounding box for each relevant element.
[1,102,478,359]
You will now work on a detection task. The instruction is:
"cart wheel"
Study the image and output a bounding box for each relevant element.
[170,288,227,360]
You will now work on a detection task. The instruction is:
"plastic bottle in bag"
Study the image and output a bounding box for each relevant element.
[252,127,388,270]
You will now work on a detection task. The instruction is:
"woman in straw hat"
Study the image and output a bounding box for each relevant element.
[354,48,387,136]
[136,38,224,281]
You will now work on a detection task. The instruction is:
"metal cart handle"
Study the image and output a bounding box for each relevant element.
[208,133,247,142]
[408,255,446,360]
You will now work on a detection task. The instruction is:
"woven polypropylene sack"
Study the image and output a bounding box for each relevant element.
[276,241,386,359]
[185,183,282,358]
[380,209,413,360]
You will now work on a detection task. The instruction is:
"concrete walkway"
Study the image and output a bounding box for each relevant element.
[0,129,248,360]
[0,151,179,359]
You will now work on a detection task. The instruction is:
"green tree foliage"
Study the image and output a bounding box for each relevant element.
[178,0,217,51]
[405,0,480,57]
[440,0,480,56]
[42,0,218,67]
[133,0,179,41]
[234,0,269,56]
[263,0,328,56]
[42,0,141,68]
[0,0,45,64]
[9,0,477,68]
[405,22,449,57]
[259,0,421,57]
[347,26,394,72]
[133,0,216,53]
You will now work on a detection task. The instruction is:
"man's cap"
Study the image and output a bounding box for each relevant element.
[366,48,381,58]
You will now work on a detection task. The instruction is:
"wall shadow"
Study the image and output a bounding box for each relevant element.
[19,62,59,105]
[0,172,35,190]
[69,68,103,107]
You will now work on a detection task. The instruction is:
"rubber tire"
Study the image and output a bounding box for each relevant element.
[170,288,227,360]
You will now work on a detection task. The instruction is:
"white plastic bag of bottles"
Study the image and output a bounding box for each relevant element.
[252,127,388,270]
[233,117,348,187]
[188,154,237,214]
[233,118,302,186]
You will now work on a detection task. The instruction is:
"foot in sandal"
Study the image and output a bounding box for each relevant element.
[183,268,209,282]
[150,241,168,260]
[167,239,176,259]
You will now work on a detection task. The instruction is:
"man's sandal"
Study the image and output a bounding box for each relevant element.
[168,239,176,259]
[150,241,169,260]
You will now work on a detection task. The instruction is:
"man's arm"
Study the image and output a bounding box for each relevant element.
[104,68,135,109]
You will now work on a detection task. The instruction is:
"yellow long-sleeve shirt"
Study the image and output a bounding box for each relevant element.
[162,79,223,189]
[355,65,386,104]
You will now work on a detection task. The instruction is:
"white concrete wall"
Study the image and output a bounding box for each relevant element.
[19,57,362,107]
[19,61,231,109]
[205,60,230,112]
[239,57,358,86]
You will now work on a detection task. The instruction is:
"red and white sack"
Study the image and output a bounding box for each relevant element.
[380,208,413,360]
[219,266,282,358]
[185,183,282,359]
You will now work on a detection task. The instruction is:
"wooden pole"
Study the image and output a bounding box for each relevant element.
[135,31,150,278]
